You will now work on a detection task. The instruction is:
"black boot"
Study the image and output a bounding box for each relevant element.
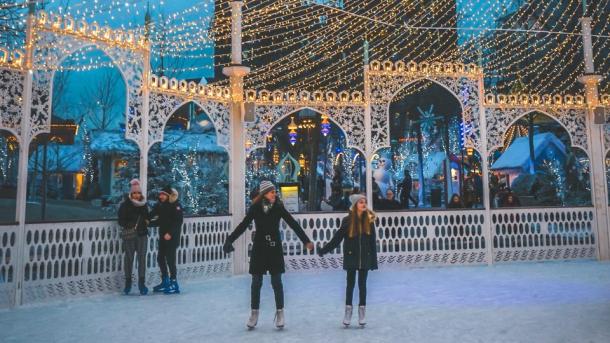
[138,277,148,295]
[123,278,132,295]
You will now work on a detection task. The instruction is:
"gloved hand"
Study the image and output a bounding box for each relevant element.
[223,240,234,254]
[317,250,324,257]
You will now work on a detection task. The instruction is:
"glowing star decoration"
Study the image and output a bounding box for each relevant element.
[320,114,331,136]
[288,116,298,146]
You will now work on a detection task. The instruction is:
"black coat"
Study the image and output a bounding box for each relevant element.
[118,197,149,237]
[149,200,184,245]
[319,213,378,271]
[227,200,311,275]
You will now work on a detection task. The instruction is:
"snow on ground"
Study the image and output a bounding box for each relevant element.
[1,261,610,343]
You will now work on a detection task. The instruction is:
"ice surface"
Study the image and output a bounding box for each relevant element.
[1,261,610,343]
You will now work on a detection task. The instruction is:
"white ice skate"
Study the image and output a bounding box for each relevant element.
[274,309,285,329]
[358,306,366,327]
[246,309,259,329]
[343,305,353,327]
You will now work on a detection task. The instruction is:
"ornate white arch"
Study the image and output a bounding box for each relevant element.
[30,29,146,145]
[244,104,366,154]
[368,74,482,153]
[148,91,231,152]
[0,67,25,141]
[485,107,589,154]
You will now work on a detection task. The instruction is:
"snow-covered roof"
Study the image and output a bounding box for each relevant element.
[491,132,567,172]
[90,130,226,155]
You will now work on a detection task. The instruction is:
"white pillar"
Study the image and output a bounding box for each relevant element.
[224,1,250,274]
[139,45,151,195]
[230,1,244,65]
[578,16,609,260]
[477,75,494,265]
[363,65,374,205]
[580,17,595,74]
[13,11,36,307]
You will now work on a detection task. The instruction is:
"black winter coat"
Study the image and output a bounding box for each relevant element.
[227,200,312,275]
[319,214,378,271]
[118,197,149,238]
[149,200,184,246]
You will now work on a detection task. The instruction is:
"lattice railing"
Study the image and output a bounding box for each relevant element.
[0,224,18,308]
[248,210,489,271]
[17,216,231,305]
[490,207,596,263]
[245,207,598,271]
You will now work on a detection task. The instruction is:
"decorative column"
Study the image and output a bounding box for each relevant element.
[13,8,36,307]
[363,65,373,205]
[139,42,151,195]
[223,1,250,274]
[578,16,609,260]
[476,74,494,265]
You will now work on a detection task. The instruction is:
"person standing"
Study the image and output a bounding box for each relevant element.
[318,193,378,327]
[118,179,149,295]
[223,181,314,329]
[398,170,417,209]
[149,186,183,294]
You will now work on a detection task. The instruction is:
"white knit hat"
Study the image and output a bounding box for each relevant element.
[349,193,366,208]
[259,180,276,195]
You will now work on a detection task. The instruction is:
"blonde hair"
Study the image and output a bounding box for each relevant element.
[347,209,375,238]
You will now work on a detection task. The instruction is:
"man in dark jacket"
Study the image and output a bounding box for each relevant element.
[398,170,417,209]
[118,179,149,295]
[378,189,402,210]
[149,185,183,294]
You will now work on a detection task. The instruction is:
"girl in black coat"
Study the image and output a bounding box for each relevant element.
[117,179,149,295]
[318,193,378,327]
[149,186,184,294]
[223,180,314,329]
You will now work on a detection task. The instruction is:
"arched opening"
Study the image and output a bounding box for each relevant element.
[147,101,229,215]
[26,46,133,221]
[376,79,480,210]
[489,111,591,208]
[247,108,365,212]
[0,130,19,223]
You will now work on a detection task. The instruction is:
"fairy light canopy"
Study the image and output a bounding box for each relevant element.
[0,0,607,94]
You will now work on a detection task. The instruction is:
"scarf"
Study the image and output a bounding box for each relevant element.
[130,196,147,207]
[262,199,274,214]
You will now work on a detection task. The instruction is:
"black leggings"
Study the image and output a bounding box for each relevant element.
[251,274,284,310]
[158,240,177,280]
[346,269,368,306]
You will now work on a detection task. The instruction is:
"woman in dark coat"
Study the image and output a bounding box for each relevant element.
[223,180,314,329]
[149,186,183,294]
[318,193,378,327]
[117,179,149,295]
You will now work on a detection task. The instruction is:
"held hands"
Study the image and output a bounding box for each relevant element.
[164,233,172,241]
[306,242,314,251]
[223,241,235,254]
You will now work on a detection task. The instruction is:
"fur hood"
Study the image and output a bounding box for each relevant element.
[169,188,179,204]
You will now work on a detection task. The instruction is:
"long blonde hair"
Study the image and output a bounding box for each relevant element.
[348,209,375,238]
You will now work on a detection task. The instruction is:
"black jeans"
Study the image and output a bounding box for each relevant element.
[158,239,177,280]
[346,269,368,306]
[251,273,284,310]
[124,235,148,282]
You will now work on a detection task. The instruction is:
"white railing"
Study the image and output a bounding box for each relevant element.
[12,216,232,306]
[0,224,18,308]
[1,207,600,308]
[245,207,597,272]
[490,207,596,263]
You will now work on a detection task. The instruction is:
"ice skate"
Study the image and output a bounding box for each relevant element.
[358,306,366,327]
[274,309,285,329]
[246,309,259,329]
[343,305,353,327]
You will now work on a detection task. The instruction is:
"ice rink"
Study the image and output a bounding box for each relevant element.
[1,261,610,343]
